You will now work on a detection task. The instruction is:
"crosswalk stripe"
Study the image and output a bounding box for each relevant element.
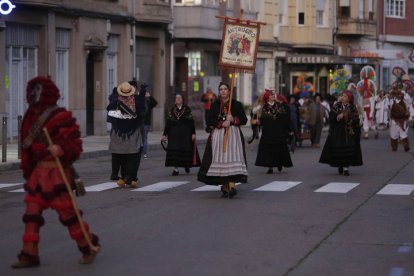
[253,181,302,192]
[9,188,25,193]
[132,181,189,192]
[85,182,118,192]
[191,183,241,192]
[314,182,359,193]
[0,183,23,189]
[377,184,414,196]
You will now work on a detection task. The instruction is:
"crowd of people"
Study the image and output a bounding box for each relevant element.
[12,65,414,268]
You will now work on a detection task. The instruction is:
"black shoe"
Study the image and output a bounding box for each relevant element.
[185,167,190,174]
[220,186,229,198]
[338,167,343,175]
[277,166,282,172]
[228,188,238,199]
[172,170,179,176]
[266,168,273,174]
[343,169,350,176]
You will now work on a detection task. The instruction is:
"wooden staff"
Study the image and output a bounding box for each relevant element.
[43,128,99,253]
[223,71,236,152]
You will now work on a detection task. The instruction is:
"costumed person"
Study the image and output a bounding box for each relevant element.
[374,90,389,129]
[107,86,121,180]
[308,93,327,148]
[197,81,248,198]
[255,90,293,173]
[293,74,315,99]
[319,90,363,176]
[162,94,200,175]
[288,94,301,152]
[387,67,414,152]
[142,87,158,159]
[248,91,264,144]
[12,76,100,268]
[201,87,217,128]
[107,82,147,188]
[356,66,378,139]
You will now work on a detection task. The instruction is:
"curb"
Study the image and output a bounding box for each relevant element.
[0,139,208,172]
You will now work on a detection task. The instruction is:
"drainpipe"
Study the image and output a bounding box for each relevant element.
[131,0,136,80]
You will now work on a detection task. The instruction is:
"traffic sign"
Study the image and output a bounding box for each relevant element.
[0,0,15,15]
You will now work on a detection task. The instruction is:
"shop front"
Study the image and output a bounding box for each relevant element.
[279,54,381,98]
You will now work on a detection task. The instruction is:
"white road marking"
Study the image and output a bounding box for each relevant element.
[389,267,404,276]
[314,182,359,193]
[191,183,241,192]
[377,184,414,196]
[132,181,189,192]
[253,181,302,192]
[9,188,25,193]
[85,182,118,192]
[0,183,23,189]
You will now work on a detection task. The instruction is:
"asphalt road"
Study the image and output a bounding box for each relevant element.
[1,130,414,276]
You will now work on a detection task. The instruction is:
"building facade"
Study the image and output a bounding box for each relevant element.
[377,0,414,88]
[172,0,259,127]
[0,0,172,141]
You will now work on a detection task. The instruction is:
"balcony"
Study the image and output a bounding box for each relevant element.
[136,1,173,24]
[277,25,334,50]
[337,18,376,36]
[173,5,256,40]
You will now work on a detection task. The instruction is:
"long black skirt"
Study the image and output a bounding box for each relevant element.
[255,141,293,168]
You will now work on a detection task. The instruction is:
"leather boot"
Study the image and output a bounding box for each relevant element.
[228,182,237,199]
[402,138,410,152]
[390,139,398,151]
[11,252,40,269]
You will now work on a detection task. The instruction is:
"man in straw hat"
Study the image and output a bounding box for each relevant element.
[107,81,147,187]
[12,76,100,268]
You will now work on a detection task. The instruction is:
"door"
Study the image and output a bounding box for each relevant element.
[86,53,95,135]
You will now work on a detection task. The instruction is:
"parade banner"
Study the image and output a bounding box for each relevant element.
[218,20,261,73]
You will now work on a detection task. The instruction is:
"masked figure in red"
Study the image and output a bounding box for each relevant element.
[12,76,100,268]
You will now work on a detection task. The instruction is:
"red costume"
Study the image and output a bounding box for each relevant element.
[13,76,99,268]
[201,89,217,111]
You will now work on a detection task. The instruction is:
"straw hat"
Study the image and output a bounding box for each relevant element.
[117,82,135,96]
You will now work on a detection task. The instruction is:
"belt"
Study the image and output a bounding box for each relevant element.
[37,161,59,168]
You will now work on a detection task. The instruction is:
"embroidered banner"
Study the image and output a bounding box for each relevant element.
[218,20,261,73]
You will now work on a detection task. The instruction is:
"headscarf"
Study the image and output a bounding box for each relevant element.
[262,90,273,103]
[342,90,354,104]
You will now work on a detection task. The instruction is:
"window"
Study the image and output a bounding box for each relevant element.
[386,0,405,18]
[205,0,218,6]
[185,51,201,77]
[359,0,364,19]
[279,0,286,24]
[297,0,304,25]
[56,28,70,108]
[316,0,325,26]
[175,0,201,4]
[339,0,350,18]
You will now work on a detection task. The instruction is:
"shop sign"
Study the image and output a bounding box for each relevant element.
[408,49,414,63]
[351,50,380,58]
[286,55,335,64]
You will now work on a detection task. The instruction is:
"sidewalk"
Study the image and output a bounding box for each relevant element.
[0,129,216,171]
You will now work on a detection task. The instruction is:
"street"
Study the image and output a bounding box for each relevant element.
[1,130,414,276]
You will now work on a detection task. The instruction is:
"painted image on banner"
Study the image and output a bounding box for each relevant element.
[219,21,260,71]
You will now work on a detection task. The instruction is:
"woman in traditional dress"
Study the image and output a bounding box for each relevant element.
[319,90,363,176]
[255,90,293,174]
[197,82,248,198]
[162,94,200,175]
